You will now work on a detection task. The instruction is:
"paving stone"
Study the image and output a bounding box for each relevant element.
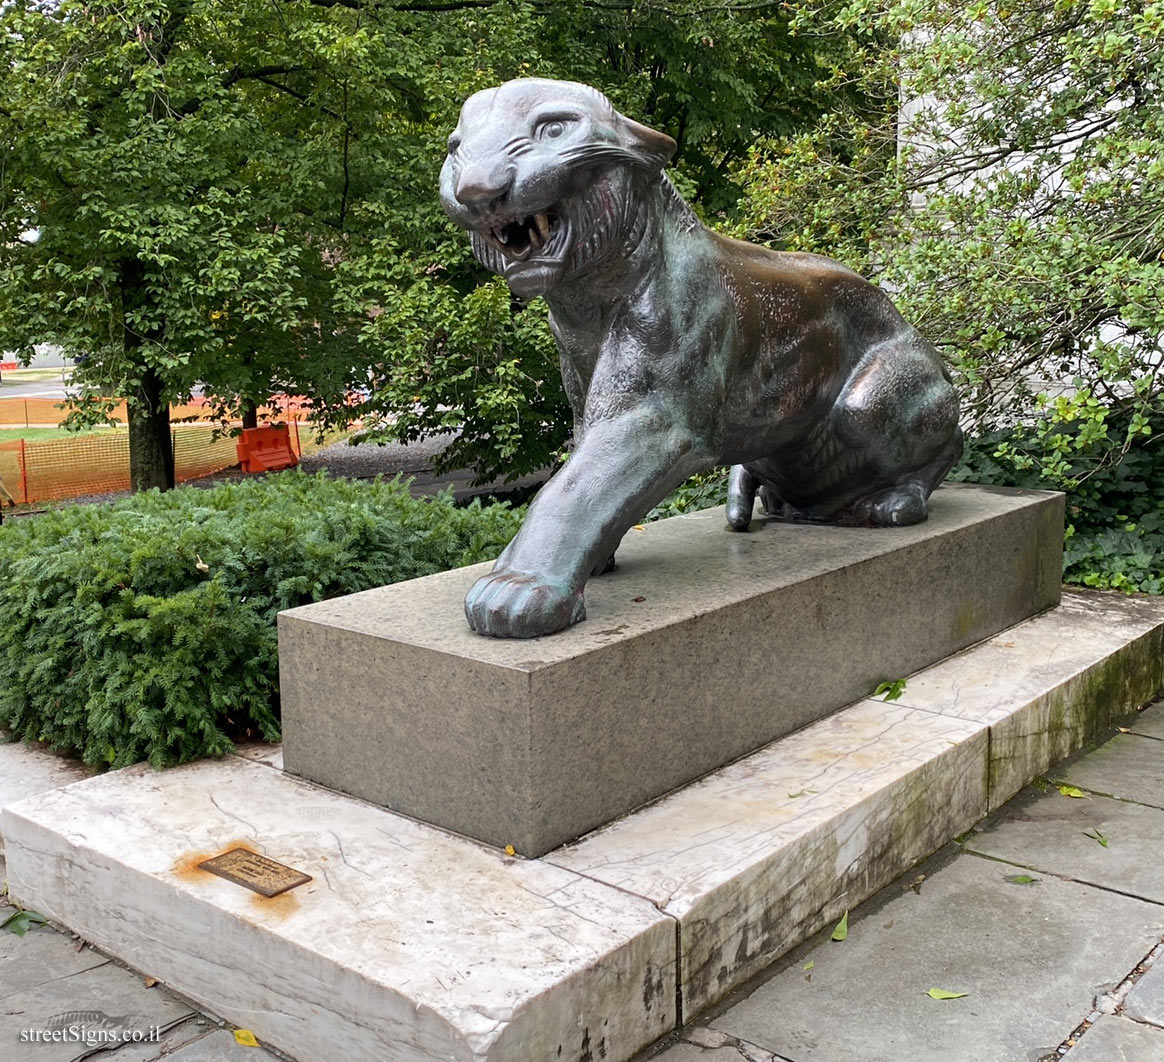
[648,1046,751,1062]
[0,961,196,1062]
[1053,733,1164,810]
[1124,958,1164,1028]
[682,1027,735,1049]
[650,1040,785,1062]
[157,1027,285,1061]
[101,1017,224,1062]
[965,785,1164,904]
[0,923,108,998]
[709,851,1164,1062]
[1130,701,1164,741]
[1062,1014,1164,1061]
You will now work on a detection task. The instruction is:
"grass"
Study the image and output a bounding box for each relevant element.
[0,367,74,383]
[0,426,122,442]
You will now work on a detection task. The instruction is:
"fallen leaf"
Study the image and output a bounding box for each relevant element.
[1083,828,1109,848]
[1117,727,1131,733]
[632,524,645,532]
[1058,785,1086,799]
[631,596,646,603]
[831,911,849,942]
[504,844,516,857]
[195,554,210,573]
[1005,874,1039,886]
[927,987,969,1000]
[143,977,158,988]
[0,909,46,937]
[803,960,815,971]
[233,1029,260,1047]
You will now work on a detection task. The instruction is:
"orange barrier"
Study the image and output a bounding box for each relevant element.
[237,425,299,473]
[0,417,326,504]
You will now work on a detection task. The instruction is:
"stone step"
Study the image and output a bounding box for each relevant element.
[3,588,1162,1061]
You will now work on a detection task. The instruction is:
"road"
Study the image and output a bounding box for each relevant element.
[0,369,73,401]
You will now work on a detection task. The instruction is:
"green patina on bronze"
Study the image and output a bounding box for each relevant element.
[441,79,963,638]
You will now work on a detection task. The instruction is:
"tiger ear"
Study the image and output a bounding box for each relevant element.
[618,115,677,172]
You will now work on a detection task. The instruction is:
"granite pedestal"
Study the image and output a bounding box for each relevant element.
[279,483,1064,856]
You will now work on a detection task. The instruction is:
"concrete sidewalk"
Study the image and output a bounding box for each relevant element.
[2,704,1162,1062]
[649,699,1164,1062]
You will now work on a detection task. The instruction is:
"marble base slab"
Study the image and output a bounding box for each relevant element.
[280,484,1063,856]
[1,759,676,1062]
[885,590,1164,806]
[4,589,1160,1059]
[545,588,1164,1020]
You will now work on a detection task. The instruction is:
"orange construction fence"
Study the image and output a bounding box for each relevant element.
[0,395,313,429]
[0,416,327,505]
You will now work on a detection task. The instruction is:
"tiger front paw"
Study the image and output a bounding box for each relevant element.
[465,569,586,638]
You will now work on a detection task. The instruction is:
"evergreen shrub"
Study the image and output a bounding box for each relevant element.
[0,472,523,768]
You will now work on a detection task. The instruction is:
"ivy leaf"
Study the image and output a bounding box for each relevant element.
[1,909,47,937]
[831,911,849,942]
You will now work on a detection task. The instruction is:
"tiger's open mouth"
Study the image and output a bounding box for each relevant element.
[480,210,566,261]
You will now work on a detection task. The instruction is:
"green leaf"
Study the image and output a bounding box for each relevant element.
[874,678,907,701]
[1,909,47,937]
[1083,828,1109,847]
[1058,785,1087,799]
[831,911,849,942]
[926,988,969,1000]
[1005,874,1039,886]
[803,960,815,971]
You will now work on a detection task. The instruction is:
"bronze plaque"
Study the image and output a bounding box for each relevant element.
[198,848,311,898]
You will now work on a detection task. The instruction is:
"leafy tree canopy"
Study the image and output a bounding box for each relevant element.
[0,0,849,487]
[737,0,1164,486]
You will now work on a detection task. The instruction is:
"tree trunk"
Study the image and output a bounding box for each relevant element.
[121,259,175,491]
[242,398,259,430]
[128,365,175,491]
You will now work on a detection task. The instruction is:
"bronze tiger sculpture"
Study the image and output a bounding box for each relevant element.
[439,79,962,638]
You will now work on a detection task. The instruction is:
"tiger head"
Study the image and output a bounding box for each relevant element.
[440,78,677,299]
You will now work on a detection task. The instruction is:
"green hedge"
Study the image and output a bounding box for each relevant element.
[950,413,1164,595]
[0,473,523,768]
